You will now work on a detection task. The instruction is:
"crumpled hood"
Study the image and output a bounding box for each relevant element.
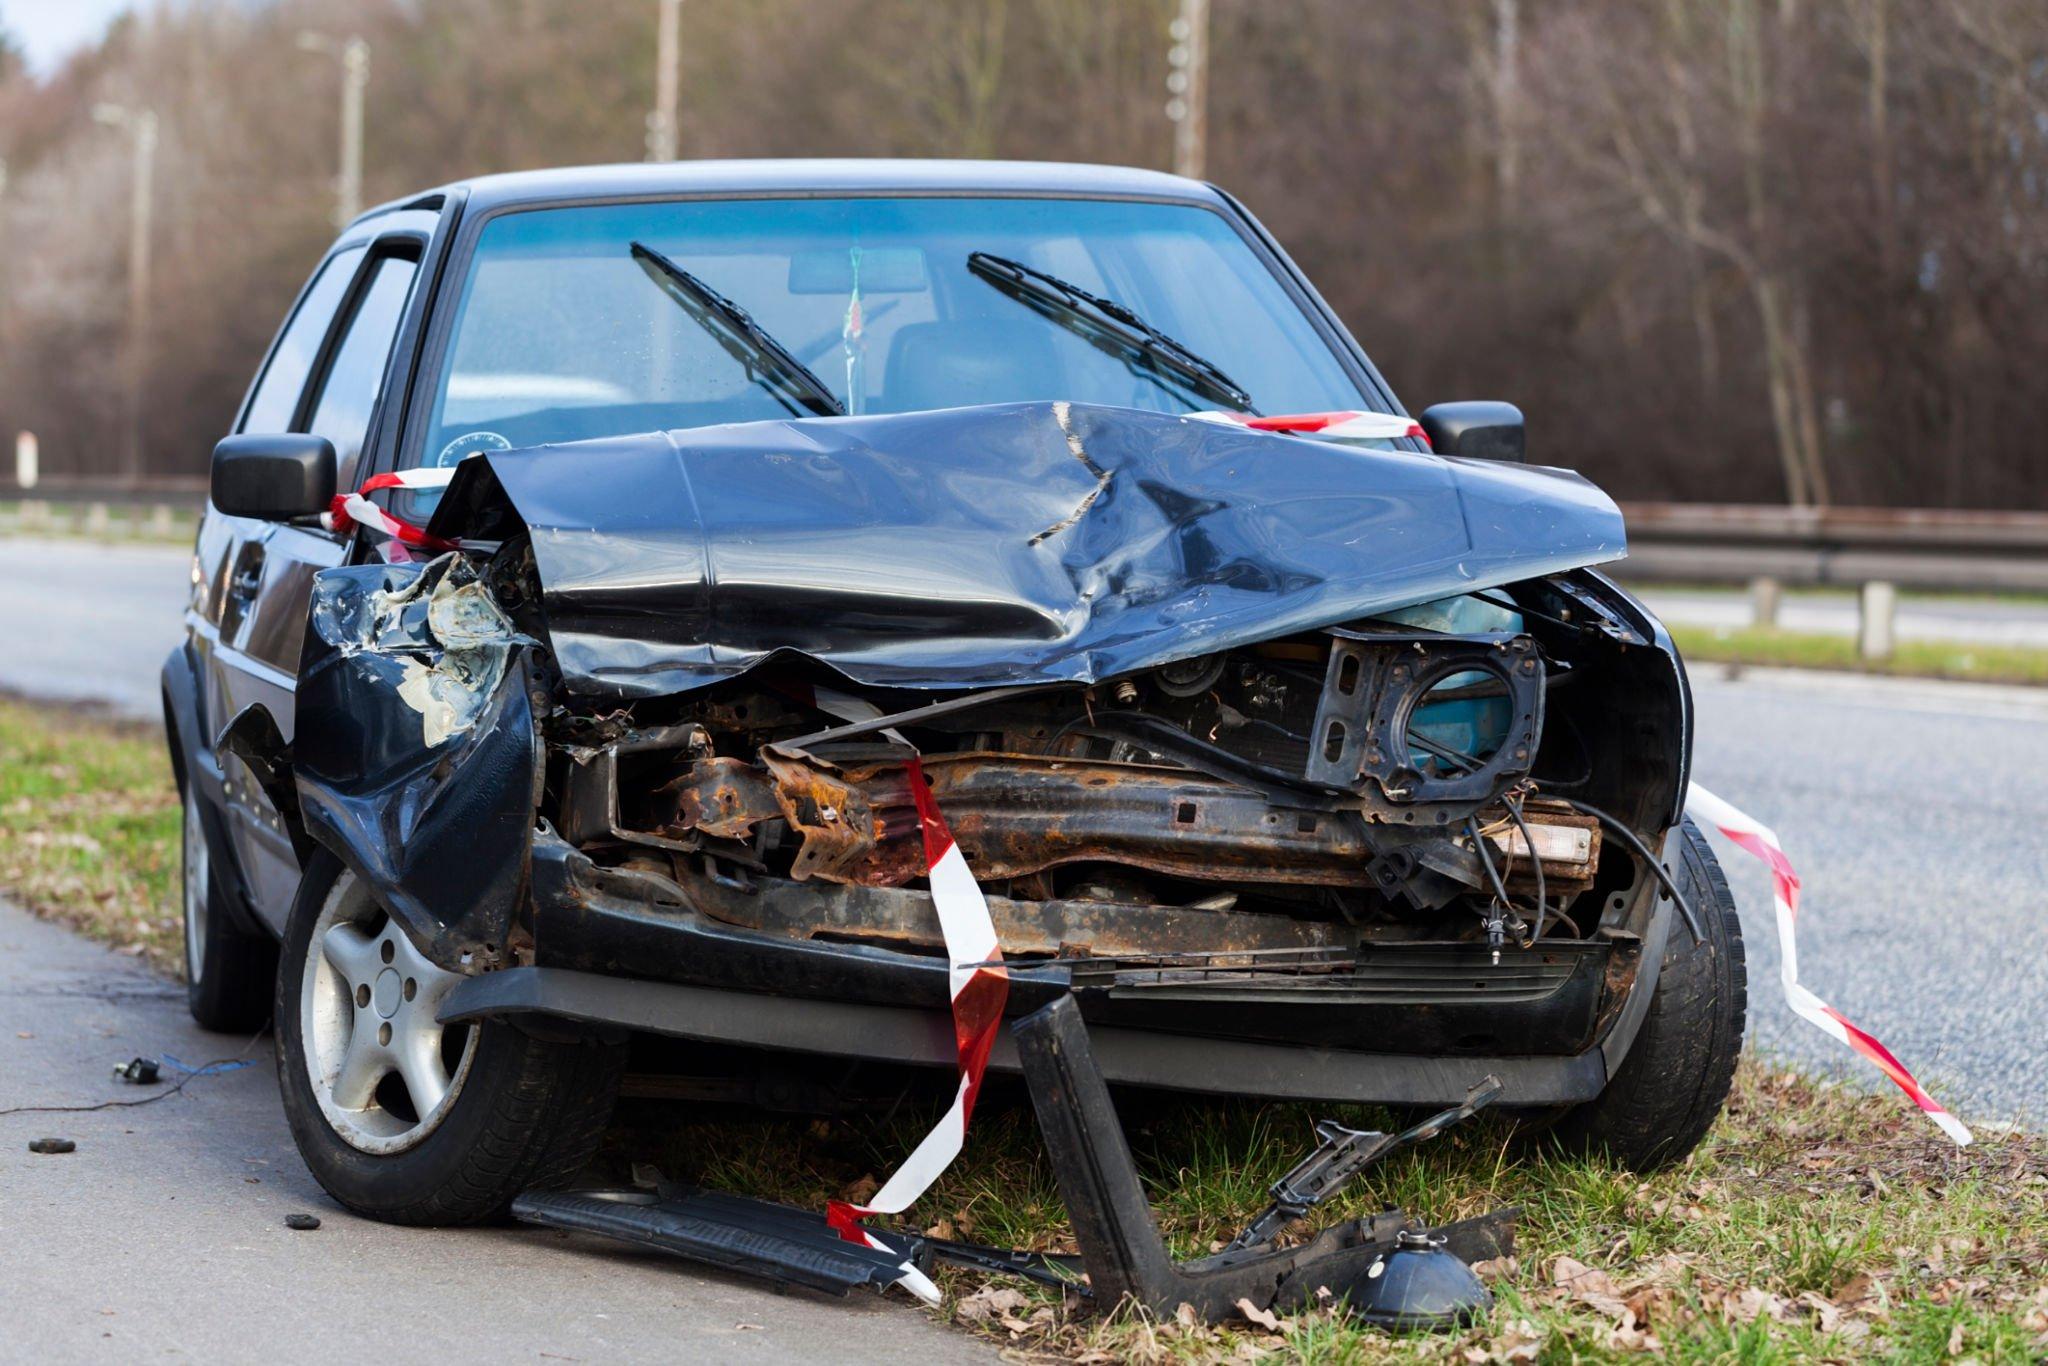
[429,400,1625,698]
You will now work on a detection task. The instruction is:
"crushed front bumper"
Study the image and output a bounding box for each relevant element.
[437,831,1673,1108]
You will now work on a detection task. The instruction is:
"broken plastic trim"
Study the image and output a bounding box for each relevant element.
[511,997,1512,1331]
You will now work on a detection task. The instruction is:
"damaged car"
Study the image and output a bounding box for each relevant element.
[167,160,1743,1240]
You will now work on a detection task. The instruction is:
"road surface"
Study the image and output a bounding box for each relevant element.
[0,896,991,1364]
[0,536,189,720]
[1640,584,2048,648]
[1688,663,2046,1128]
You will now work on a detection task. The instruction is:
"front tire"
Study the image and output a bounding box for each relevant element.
[181,793,276,1032]
[276,853,623,1224]
[1549,818,1748,1170]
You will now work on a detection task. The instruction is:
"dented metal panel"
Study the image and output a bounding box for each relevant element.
[427,400,1626,699]
[293,556,538,966]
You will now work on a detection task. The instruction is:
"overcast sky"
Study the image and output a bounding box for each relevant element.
[5,0,137,76]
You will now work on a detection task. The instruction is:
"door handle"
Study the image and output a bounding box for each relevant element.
[228,547,265,604]
[218,541,266,639]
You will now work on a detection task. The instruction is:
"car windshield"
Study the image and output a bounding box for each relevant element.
[418,196,1375,467]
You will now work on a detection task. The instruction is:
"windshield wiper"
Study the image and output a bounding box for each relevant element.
[966,251,1256,413]
[630,241,845,418]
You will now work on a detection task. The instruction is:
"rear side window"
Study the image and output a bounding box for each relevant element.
[306,256,419,489]
[241,246,365,435]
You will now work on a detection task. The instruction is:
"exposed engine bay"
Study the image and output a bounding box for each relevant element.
[551,582,1648,970]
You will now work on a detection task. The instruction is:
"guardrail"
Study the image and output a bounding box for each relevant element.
[1615,502,2048,593]
[0,476,208,508]
[5,479,2044,598]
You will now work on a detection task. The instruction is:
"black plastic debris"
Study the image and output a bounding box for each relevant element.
[112,1057,162,1085]
[28,1137,75,1154]
[512,998,1512,1332]
[284,1213,322,1231]
[511,1187,924,1297]
[1013,997,1510,1331]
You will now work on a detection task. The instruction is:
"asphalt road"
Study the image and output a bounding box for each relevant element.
[1688,664,2047,1129]
[0,896,991,1364]
[1641,584,2048,648]
[0,536,190,720]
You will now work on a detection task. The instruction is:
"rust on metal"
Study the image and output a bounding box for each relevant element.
[671,863,1352,959]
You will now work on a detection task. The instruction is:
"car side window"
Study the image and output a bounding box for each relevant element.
[305,255,420,491]
[240,246,366,436]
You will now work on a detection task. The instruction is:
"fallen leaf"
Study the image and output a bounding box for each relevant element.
[1471,1255,1518,1282]
[1494,1316,1544,1361]
[955,1285,1029,1324]
[1723,1287,1790,1324]
[838,1173,879,1205]
[1552,1256,1632,1320]
[1235,1298,1281,1331]
[1947,1320,1966,1356]
[1795,1291,1842,1334]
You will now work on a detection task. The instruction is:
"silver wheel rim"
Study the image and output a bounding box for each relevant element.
[300,872,477,1154]
[182,799,209,982]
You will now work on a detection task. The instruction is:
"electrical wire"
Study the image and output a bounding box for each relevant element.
[1504,790,1549,937]
[0,1028,267,1117]
[1559,797,1704,944]
[1464,815,1514,909]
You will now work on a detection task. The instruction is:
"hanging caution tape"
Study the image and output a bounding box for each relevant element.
[322,467,458,553]
[823,757,1009,1303]
[1190,408,1431,444]
[1686,782,1972,1146]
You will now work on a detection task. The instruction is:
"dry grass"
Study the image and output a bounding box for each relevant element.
[607,1063,2047,1362]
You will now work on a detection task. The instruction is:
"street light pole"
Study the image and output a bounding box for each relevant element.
[298,32,371,228]
[646,0,682,161]
[1166,0,1209,180]
[93,103,156,484]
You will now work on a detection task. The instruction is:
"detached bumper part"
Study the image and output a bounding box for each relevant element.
[513,997,1511,1331]
[510,1188,926,1296]
[1014,997,1508,1329]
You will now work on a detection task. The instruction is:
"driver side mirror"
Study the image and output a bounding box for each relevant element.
[211,433,336,520]
[1419,402,1525,463]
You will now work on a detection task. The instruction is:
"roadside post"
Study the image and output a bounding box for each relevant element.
[14,431,37,491]
[1858,580,1897,659]
[1749,575,1781,628]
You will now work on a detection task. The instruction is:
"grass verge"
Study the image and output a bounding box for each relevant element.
[627,1066,2045,1362]
[4,696,2043,1360]
[0,695,184,972]
[1668,623,2048,687]
[0,499,199,545]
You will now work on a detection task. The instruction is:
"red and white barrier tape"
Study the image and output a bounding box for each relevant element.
[322,467,458,553]
[1191,408,1431,445]
[824,757,1009,1301]
[1686,782,1971,1146]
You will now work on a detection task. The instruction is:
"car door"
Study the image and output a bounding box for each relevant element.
[205,238,423,933]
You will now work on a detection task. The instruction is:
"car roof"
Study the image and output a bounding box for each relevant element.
[358,158,1227,225]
